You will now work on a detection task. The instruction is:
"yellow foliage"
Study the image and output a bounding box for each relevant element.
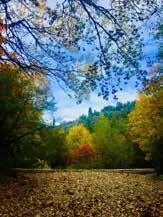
[66,124,92,149]
[128,89,162,160]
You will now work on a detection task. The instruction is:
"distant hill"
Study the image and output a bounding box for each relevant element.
[59,101,135,130]
[101,101,135,118]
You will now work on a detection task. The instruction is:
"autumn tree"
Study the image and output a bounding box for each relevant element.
[0,0,160,99]
[66,124,92,149]
[68,143,95,168]
[0,63,55,168]
[128,86,162,173]
[66,124,94,167]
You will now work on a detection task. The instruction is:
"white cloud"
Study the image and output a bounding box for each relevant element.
[52,88,138,123]
[116,90,138,103]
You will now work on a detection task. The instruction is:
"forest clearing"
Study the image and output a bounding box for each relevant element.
[0,0,162,216]
[0,171,162,217]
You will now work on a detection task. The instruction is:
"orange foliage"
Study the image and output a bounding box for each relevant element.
[0,61,15,71]
[67,143,95,164]
[0,17,5,50]
[0,35,4,44]
[0,28,5,56]
[0,18,5,32]
[0,17,17,60]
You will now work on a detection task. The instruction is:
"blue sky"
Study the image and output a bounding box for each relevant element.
[43,0,159,124]
[43,86,139,124]
[53,88,138,123]
[43,39,158,124]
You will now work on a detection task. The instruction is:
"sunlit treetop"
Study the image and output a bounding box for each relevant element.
[0,0,161,101]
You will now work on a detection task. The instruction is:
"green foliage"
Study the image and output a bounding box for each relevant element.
[78,109,100,131]
[0,64,52,169]
[101,102,135,118]
[40,127,67,168]
[93,115,137,169]
[13,133,43,168]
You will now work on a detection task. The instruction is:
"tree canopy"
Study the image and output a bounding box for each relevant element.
[0,0,161,100]
[66,124,92,149]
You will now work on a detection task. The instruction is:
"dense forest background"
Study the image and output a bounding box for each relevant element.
[0,65,161,173]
